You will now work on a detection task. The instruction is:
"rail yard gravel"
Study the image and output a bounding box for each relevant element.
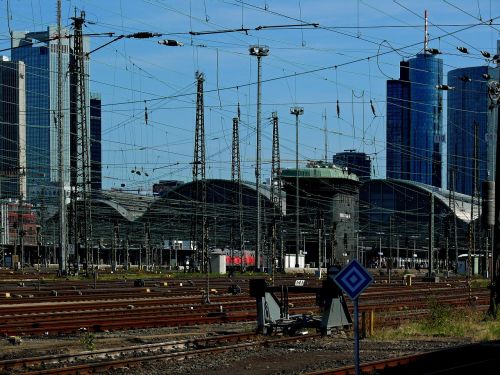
[107,333,470,375]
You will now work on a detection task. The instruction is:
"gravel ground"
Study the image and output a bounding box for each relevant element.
[0,322,254,360]
[0,324,470,375]
[110,333,470,375]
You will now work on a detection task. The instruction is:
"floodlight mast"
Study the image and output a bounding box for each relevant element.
[249,45,269,271]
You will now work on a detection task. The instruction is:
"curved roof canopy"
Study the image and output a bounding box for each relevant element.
[369,179,478,223]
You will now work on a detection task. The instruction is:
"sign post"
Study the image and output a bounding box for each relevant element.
[334,260,374,375]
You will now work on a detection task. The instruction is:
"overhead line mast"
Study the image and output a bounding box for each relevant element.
[56,0,67,272]
[71,10,92,272]
[192,72,207,273]
[270,112,283,271]
[231,111,245,270]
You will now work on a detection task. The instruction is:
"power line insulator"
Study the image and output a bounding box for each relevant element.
[481,50,491,58]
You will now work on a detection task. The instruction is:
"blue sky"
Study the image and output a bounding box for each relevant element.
[1,0,499,191]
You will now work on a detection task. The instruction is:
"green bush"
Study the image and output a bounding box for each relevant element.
[425,298,452,331]
[80,332,96,351]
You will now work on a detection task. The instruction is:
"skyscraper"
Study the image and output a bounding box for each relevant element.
[90,93,102,192]
[0,57,26,199]
[447,66,499,196]
[387,61,411,181]
[386,54,443,187]
[11,27,71,201]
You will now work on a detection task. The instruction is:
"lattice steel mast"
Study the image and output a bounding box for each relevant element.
[56,0,67,272]
[71,10,92,271]
[231,110,245,269]
[192,72,207,272]
[270,112,283,271]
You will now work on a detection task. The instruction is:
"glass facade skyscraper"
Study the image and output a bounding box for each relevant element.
[0,57,26,199]
[386,54,443,188]
[11,27,71,201]
[409,54,443,187]
[387,61,411,181]
[447,66,499,196]
[90,93,102,192]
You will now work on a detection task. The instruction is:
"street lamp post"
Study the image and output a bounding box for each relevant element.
[291,106,304,268]
[249,45,269,271]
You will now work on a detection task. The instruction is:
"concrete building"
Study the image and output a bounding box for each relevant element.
[281,165,360,265]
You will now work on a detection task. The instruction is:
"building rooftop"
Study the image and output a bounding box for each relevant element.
[281,166,360,181]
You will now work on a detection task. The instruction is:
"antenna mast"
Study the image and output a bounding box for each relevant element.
[424,9,429,52]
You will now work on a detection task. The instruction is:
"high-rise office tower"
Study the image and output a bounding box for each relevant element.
[386,54,443,187]
[12,26,90,201]
[408,53,444,187]
[386,61,411,181]
[0,57,26,199]
[11,27,71,201]
[387,11,444,188]
[90,93,102,192]
[447,65,499,196]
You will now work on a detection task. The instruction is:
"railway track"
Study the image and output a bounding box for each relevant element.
[304,340,500,374]
[1,331,320,374]
[0,279,489,335]
[0,273,492,374]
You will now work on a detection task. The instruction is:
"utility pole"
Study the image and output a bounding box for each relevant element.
[316,210,324,278]
[428,192,434,277]
[18,199,25,270]
[472,122,478,261]
[231,111,245,271]
[270,112,283,270]
[56,0,67,272]
[323,109,328,163]
[124,237,129,270]
[249,45,269,271]
[291,106,304,268]
[451,169,459,271]
[111,222,118,272]
[473,122,482,273]
[144,222,150,271]
[488,77,500,313]
[71,10,92,272]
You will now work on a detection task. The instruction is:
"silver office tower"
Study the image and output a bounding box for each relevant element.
[11,27,90,201]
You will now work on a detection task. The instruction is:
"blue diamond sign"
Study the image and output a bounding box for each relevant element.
[333,260,373,300]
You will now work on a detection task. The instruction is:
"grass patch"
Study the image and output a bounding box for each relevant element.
[470,278,490,288]
[80,332,96,351]
[372,300,500,342]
